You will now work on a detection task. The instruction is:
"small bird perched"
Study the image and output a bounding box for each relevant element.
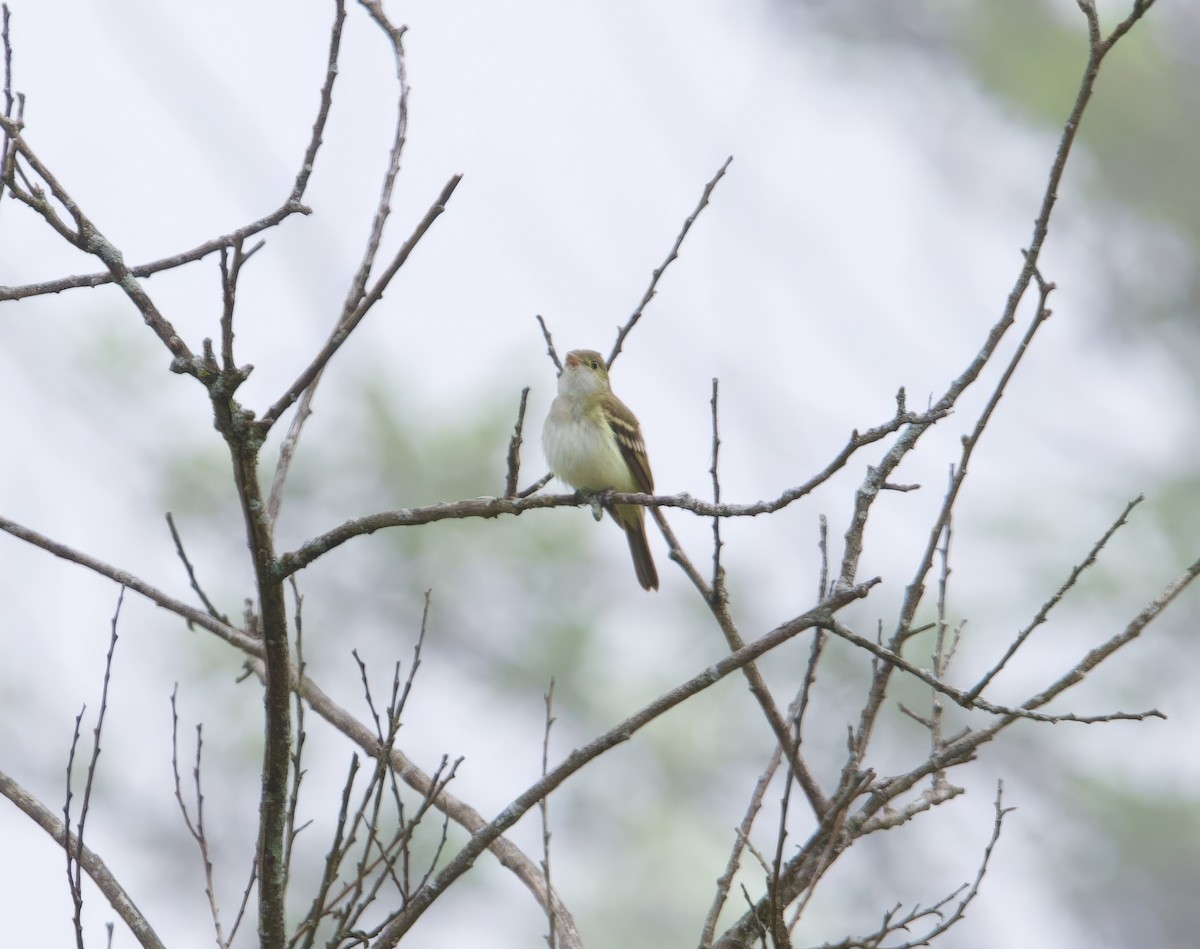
[542,349,658,591]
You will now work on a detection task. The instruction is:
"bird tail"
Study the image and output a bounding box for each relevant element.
[621,508,659,591]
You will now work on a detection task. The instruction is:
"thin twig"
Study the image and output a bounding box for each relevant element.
[65,588,124,949]
[64,712,85,943]
[291,0,347,204]
[784,775,864,931]
[217,238,263,374]
[714,772,874,949]
[964,494,1144,702]
[0,2,17,212]
[793,517,830,739]
[165,513,228,623]
[0,116,198,370]
[1017,554,1199,716]
[535,315,562,372]
[293,756,360,949]
[849,0,1162,673]
[928,469,955,782]
[170,691,230,948]
[709,378,725,595]
[283,576,308,905]
[298,592,446,944]
[505,387,531,498]
[540,680,558,949]
[768,711,803,947]
[332,1,411,316]
[518,472,554,499]
[607,156,732,367]
[825,784,1013,949]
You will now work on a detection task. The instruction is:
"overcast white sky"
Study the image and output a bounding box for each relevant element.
[1,2,1195,948]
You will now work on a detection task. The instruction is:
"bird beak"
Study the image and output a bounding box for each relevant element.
[564,352,580,369]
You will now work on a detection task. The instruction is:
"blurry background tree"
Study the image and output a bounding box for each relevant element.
[1,1,1197,948]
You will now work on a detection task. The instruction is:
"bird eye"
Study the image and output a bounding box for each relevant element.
[590,359,600,370]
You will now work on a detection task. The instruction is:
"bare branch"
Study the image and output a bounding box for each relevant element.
[1019,554,1200,715]
[841,262,1057,780]
[829,0,1167,673]
[0,515,260,654]
[699,744,783,949]
[0,505,585,949]
[0,769,166,949]
[927,471,956,782]
[276,600,587,947]
[854,782,964,837]
[0,115,200,370]
[652,505,830,820]
[371,579,877,946]
[700,523,834,949]
[884,262,1057,633]
[265,380,316,525]
[0,0,347,304]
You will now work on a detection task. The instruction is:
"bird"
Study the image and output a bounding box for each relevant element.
[542,349,658,590]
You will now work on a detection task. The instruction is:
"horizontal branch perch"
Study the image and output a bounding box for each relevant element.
[276,485,838,577]
[275,395,948,576]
